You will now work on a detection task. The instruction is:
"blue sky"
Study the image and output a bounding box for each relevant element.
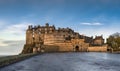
[0,0,120,55]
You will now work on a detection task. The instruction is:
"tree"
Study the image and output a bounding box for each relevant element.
[107,32,120,50]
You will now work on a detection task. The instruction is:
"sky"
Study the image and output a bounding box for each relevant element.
[0,0,120,55]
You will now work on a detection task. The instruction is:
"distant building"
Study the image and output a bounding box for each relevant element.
[21,23,106,54]
[92,36,104,46]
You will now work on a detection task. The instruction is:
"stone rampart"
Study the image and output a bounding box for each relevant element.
[87,45,107,52]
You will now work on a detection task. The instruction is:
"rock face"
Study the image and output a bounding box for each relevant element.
[21,23,106,54]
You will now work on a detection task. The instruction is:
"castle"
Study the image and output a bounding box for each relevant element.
[22,23,107,54]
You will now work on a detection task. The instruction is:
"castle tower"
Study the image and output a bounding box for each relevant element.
[45,23,49,34]
[93,35,104,46]
[26,25,34,44]
[34,30,40,43]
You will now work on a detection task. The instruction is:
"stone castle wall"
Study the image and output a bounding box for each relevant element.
[44,33,65,45]
[87,45,107,52]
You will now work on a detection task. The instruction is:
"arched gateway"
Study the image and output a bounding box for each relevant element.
[75,45,79,52]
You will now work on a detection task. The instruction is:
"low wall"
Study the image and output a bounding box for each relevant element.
[87,46,107,52]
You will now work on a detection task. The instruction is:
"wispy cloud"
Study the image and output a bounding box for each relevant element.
[0,40,24,47]
[0,40,25,55]
[0,22,34,55]
[78,22,120,42]
[80,22,103,26]
[0,20,7,26]
[0,41,8,46]
[3,22,33,35]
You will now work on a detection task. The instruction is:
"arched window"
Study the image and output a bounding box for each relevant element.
[75,46,79,52]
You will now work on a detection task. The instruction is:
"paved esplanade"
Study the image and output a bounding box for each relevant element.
[0,52,120,71]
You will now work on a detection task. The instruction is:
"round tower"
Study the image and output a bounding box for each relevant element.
[26,25,33,44]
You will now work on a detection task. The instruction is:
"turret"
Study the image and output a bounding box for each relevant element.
[45,23,49,27]
[38,25,40,28]
[26,26,33,44]
[28,25,32,29]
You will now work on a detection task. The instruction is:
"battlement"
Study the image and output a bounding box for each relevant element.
[27,23,75,34]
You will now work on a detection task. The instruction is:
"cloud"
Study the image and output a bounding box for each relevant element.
[80,22,103,26]
[78,23,120,43]
[0,22,35,40]
[3,22,33,35]
[2,40,22,46]
[0,41,8,46]
[0,20,7,26]
[0,22,34,55]
[0,40,25,55]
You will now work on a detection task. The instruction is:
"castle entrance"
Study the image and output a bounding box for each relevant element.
[75,46,79,52]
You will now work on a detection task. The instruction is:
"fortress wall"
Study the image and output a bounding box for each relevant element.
[53,42,73,51]
[87,46,107,52]
[26,30,33,44]
[44,34,55,44]
[39,34,44,41]
[34,31,40,43]
[82,43,89,47]
[71,39,85,45]
[42,45,59,52]
[44,34,65,45]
